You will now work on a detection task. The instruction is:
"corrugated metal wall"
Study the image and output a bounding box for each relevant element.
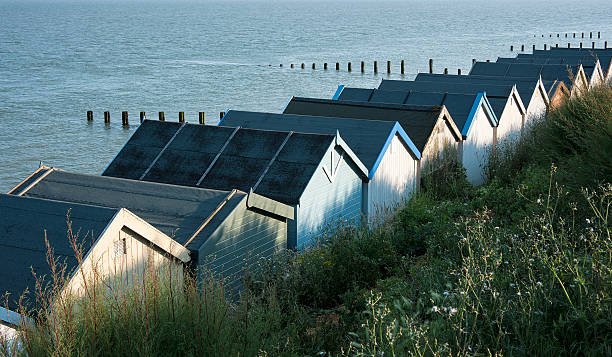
[296,146,363,248]
[368,134,417,216]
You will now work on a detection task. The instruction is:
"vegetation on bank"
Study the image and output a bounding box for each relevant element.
[1,87,611,356]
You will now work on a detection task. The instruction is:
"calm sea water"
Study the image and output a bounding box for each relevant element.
[1,0,611,192]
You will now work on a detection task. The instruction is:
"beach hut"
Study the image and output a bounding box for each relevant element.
[336,88,498,186]
[282,97,462,179]
[0,193,191,340]
[9,167,292,283]
[414,73,549,124]
[468,62,589,96]
[378,80,526,146]
[520,51,612,84]
[220,110,420,217]
[542,79,571,109]
[102,120,368,249]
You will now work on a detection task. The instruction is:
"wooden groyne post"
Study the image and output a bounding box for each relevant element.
[348,62,352,72]
[373,61,378,73]
[199,112,205,125]
[387,61,391,74]
[361,61,365,73]
[158,112,165,121]
[104,111,110,124]
[87,110,93,122]
[121,111,128,126]
[401,60,405,74]
[178,112,185,123]
[140,111,146,123]
[336,62,339,70]
[429,59,433,74]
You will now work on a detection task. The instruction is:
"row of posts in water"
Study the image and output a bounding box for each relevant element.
[511,41,608,52]
[277,59,470,75]
[86,111,226,126]
[537,31,600,39]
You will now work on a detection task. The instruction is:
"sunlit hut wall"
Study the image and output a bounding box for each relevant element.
[9,167,292,286]
[282,97,462,185]
[414,73,549,127]
[336,87,498,186]
[101,121,367,249]
[220,110,421,219]
[378,79,526,149]
[0,194,190,341]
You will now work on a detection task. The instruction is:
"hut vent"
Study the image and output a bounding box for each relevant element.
[114,238,127,258]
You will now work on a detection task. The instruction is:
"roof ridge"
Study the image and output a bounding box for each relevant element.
[252,131,294,192]
[196,126,241,186]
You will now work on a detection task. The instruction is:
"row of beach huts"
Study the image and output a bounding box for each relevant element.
[2,47,611,340]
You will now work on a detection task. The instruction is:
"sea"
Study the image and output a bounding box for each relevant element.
[1,0,611,192]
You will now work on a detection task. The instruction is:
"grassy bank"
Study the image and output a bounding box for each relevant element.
[2,87,611,356]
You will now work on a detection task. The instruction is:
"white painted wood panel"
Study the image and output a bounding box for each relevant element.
[462,104,495,186]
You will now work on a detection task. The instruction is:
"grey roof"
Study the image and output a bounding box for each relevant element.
[283,97,455,152]
[339,88,484,133]
[221,111,402,170]
[469,62,582,88]
[0,193,118,310]
[14,168,245,250]
[377,80,512,118]
[103,121,343,205]
[517,52,612,74]
[413,73,543,108]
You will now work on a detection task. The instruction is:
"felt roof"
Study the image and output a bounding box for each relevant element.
[469,62,582,89]
[103,121,360,205]
[283,97,459,152]
[0,193,117,311]
[413,73,546,108]
[338,87,496,134]
[377,80,515,118]
[221,110,419,173]
[13,168,245,250]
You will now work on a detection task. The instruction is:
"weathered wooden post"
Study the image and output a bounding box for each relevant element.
[472,58,476,65]
[301,63,305,69]
[606,41,608,49]
[458,68,461,75]
[532,44,536,51]
[311,63,315,69]
[592,42,595,49]
[104,111,110,124]
[544,44,547,50]
[220,112,225,121]
[573,33,576,38]
[178,112,185,123]
[568,43,571,48]
[336,62,339,70]
[290,64,294,68]
[87,110,93,122]
[580,42,583,48]
[557,33,559,37]
[486,59,490,62]
[401,60,405,74]
[555,43,558,48]
[565,33,568,37]
[590,32,592,38]
[159,112,165,121]
[598,32,601,39]
[374,61,378,73]
[198,112,205,125]
[581,32,584,38]
[140,111,146,122]
[121,111,128,126]
[429,59,433,74]
[279,64,283,67]
[324,63,328,70]
[444,68,448,74]
[361,61,365,73]
[510,45,513,51]
[387,61,391,74]
[521,44,525,51]
[348,62,352,72]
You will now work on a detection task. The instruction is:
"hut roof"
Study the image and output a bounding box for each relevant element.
[377,80,522,119]
[103,121,366,205]
[10,167,266,249]
[468,62,583,89]
[413,73,549,109]
[283,97,461,153]
[337,87,497,138]
[0,194,117,310]
[221,110,420,179]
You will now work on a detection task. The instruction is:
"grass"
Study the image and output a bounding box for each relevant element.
[2,86,611,356]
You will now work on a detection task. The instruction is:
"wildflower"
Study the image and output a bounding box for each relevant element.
[431,306,440,313]
[586,218,591,224]
[517,291,521,296]
[536,281,542,287]
[449,307,458,315]
[443,291,449,296]
[537,198,542,204]
[510,283,515,288]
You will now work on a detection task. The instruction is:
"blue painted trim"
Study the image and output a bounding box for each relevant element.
[217,108,230,125]
[462,92,483,138]
[480,94,498,127]
[0,306,30,327]
[331,85,345,100]
[368,122,421,180]
[280,96,294,113]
